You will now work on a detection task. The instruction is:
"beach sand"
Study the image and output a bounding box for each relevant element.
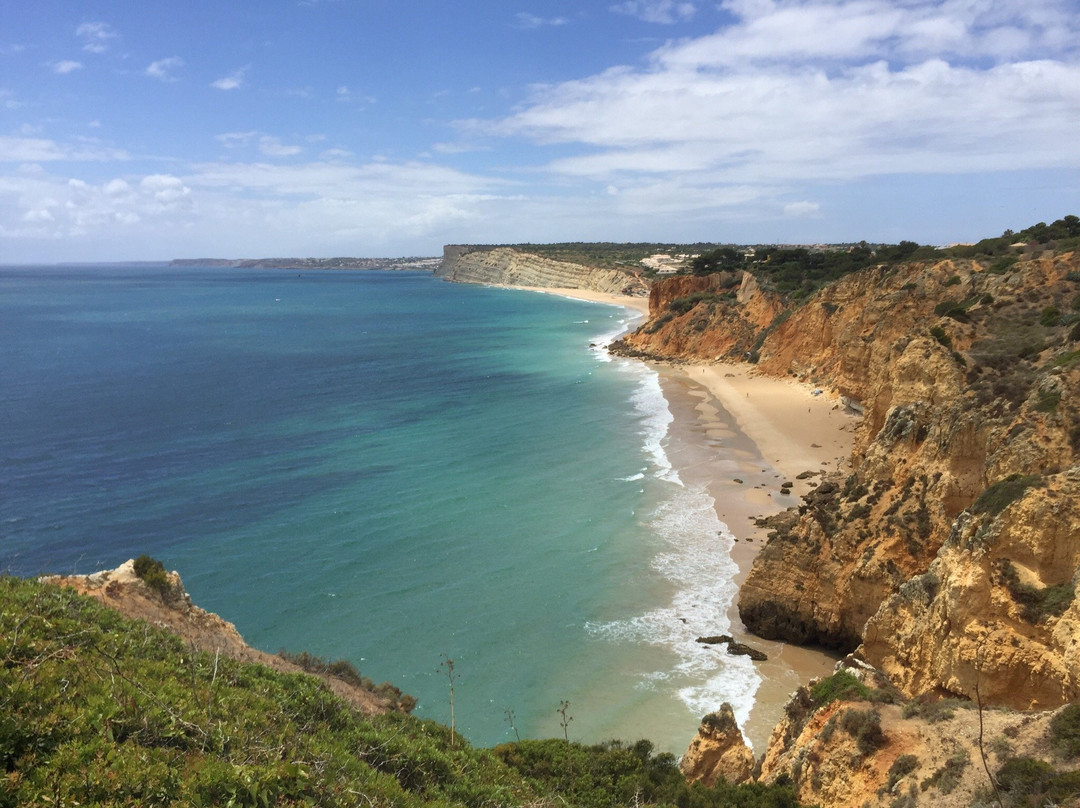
[508,286,858,750]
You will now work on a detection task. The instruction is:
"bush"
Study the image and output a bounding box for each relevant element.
[1033,389,1061,413]
[840,708,886,756]
[934,300,970,322]
[971,475,1042,517]
[921,748,969,794]
[810,670,871,706]
[1040,306,1062,327]
[132,554,174,601]
[929,325,952,348]
[1050,703,1080,759]
[886,754,919,790]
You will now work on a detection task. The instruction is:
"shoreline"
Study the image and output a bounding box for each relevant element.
[506,284,859,750]
[660,365,856,748]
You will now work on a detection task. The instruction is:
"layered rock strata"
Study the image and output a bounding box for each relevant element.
[438,245,648,296]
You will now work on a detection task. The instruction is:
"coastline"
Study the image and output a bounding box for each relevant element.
[504,284,858,750]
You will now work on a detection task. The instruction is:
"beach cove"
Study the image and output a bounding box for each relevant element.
[524,285,859,750]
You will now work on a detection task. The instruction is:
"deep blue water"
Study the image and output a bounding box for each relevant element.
[0,265,755,750]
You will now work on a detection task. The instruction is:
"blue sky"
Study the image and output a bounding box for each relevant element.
[2,0,1079,261]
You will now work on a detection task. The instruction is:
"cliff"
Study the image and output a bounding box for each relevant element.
[437,245,648,296]
[624,240,1080,804]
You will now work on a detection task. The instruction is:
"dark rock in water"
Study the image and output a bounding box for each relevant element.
[726,641,768,661]
[695,634,767,661]
[696,635,734,645]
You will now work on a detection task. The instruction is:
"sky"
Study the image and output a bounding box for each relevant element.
[2,0,1079,262]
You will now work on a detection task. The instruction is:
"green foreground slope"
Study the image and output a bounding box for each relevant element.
[0,576,802,807]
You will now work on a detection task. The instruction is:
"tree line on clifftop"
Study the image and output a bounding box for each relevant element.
[690,215,1080,299]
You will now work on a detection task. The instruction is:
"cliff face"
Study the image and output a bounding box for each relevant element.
[612,271,784,360]
[628,251,1080,714]
[750,660,1075,808]
[437,245,648,296]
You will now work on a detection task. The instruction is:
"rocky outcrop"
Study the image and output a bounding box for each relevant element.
[612,271,784,360]
[437,246,647,296]
[737,254,1080,671]
[45,560,414,715]
[744,659,1077,808]
[680,704,756,786]
[862,470,1080,709]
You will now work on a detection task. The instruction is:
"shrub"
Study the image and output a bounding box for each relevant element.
[929,325,952,348]
[1033,389,1061,413]
[934,300,970,322]
[997,560,1076,623]
[971,475,1041,517]
[1040,306,1062,327]
[886,754,919,790]
[840,708,886,756]
[944,275,962,286]
[921,748,969,794]
[810,670,871,706]
[1049,703,1080,759]
[132,554,174,602]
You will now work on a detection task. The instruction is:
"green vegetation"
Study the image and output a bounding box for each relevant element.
[900,697,971,724]
[885,754,919,790]
[971,474,1042,517]
[495,738,803,808]
[929,325,952,349]
[1049,703,1080,759]
[995,756,1080,806]
[0,575,809,807]
[807,669,900,709]
[1033,388,1061,413]
[839,708,886,756]
[921,748,969,795]
[668,290,735,315]
[132,553,174,601]
[810,670,871,705]
[277,649,417,712]
[996,560,1075,623]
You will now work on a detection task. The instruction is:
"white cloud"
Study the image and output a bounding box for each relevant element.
[51,60,83,75]
[784,201,821,218]
[211,65,249,90]
[75,22,118,54]
[0,136,129,162]
[146,57,184,82]
[610,1,696,24]
[258,136,303,157]
[216,131,259,148]
[471,0,1080,193]
[514,13,568,29]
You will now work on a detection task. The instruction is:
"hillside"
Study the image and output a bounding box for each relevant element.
[1,571,807,807]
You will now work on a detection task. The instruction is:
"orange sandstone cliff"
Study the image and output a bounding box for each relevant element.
[618,245,1080,806]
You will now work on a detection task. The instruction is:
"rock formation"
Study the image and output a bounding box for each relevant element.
[680,704,756,786]
[437,245,648,296]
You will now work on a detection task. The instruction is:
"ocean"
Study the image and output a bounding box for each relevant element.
[0,265,758,752]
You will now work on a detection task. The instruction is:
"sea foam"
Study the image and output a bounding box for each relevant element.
[586,352,762,736]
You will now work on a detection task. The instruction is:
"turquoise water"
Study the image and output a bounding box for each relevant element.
[0,266,757,751]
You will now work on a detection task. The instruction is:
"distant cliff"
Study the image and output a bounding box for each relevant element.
[437,245,648,296]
